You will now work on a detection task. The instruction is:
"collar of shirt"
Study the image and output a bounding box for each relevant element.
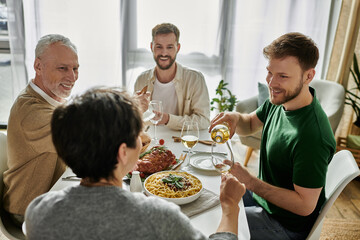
[29,80,64,107]
[150,62,184,84]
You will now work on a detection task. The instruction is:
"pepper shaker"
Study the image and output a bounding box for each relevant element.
[130,171,143,192]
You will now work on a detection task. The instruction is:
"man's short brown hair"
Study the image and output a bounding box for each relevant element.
[152,23,180,43]
[263,32,319,71]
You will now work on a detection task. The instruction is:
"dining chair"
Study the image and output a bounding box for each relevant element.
[306,150,360,240]
[236,79,345,166]
[0,132,25,240]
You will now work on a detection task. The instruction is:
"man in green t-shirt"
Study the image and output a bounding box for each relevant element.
[209,32,336,240]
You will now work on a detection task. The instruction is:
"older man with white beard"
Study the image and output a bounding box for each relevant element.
[3,34,79,226]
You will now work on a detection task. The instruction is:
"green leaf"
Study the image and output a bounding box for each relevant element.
[161,174,184,189]
[139,146,166,158]
[210,79,238,112]
[350,69,360,90]
[353,54,360,81]
[174,181,184,189]
[346,53,360,121]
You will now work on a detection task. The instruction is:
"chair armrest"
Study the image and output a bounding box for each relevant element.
[310,80,345,133]
[236,95,258,114]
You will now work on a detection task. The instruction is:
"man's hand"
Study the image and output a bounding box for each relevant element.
[134,91,151,113]
[210,111,263,137]
[157,113,169,125]
[228,161,254,190]
[219,173,245,211]
[209,112,241,138]
[217,173,245,235]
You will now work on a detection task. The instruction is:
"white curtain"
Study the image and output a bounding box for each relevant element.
[9,0,122,98]
[7,0,339,104]
[224,0,335,100]
[125,0,224,98]
[7,0,27,97]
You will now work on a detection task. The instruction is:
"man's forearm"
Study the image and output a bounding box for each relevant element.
[247,176,319,216]
[235,112,263,136]
[216,206,240,234]
[235,113,253,136]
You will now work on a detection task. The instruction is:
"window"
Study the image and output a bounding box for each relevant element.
[125,0,335,107]
[4,0,340,125]
[0,0,12,127]
[126,0,223,103]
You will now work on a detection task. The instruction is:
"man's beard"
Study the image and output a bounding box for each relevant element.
[155,55,176,70]
[270,79,303,106]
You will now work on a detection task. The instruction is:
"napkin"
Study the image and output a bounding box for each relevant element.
[180,188,220,217]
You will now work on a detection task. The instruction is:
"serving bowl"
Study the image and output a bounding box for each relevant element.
[143,171,203,205]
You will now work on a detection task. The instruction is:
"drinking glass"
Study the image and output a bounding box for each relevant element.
[210,123,234,173]
[141,92,154,122]
[149,100,163,143]
[180,121,199,166]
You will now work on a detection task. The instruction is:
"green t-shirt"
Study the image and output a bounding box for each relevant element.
[254,87,336,232]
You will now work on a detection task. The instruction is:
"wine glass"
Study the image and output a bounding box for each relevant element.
[210,123,234,173]
[180,121,199,167]
[149,100,163,143]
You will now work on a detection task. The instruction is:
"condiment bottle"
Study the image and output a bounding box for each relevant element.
[130,171,143,192]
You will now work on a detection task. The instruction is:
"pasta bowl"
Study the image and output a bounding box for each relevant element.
[143,170,203,205]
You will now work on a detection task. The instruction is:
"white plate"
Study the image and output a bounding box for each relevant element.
[144,171,203,205]
[143,110,155,122]
[190,152,227,171]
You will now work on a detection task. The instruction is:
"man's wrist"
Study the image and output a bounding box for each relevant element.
[164,113,170,125]
[221,204,240,216]
[247,175,260,192]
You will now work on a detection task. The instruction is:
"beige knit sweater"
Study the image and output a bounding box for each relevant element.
[3,84,66,215]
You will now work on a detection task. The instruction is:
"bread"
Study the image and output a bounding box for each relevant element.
[140,132,151,153]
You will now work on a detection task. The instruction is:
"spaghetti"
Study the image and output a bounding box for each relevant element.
[145,171,202,198]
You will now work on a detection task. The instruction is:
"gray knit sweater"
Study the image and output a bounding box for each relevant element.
[25,185,237,240]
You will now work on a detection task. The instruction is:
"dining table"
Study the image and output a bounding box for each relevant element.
[50,125,250,239]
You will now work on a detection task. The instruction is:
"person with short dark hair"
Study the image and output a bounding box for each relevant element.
[209,32,336,239]
[25,88,246,240]
[134,23,210,130]
[3,34,79,225]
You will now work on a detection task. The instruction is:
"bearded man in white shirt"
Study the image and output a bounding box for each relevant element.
[3,34,79,226]
[134,23,210,130]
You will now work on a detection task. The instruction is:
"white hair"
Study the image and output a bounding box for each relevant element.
[35,34,77,58]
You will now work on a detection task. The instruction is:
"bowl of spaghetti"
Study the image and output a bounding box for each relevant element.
[144,171,203,205]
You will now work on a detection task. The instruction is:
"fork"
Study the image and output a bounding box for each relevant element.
[139,85,148,94]
[172,136,214,146]
[62,175,81,181]
[173,153,187,171]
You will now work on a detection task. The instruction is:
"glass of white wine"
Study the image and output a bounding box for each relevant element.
[181,121,199,166]
[149,100,163,144]
[210,123,234,173]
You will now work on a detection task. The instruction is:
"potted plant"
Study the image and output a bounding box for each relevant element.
[210,79,237,112]
[345,53,360,128]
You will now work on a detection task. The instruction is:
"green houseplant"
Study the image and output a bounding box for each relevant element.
[210,79,237,112]
[345,53,360,127]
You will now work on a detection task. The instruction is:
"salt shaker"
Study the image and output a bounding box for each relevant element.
[130,171,143,192]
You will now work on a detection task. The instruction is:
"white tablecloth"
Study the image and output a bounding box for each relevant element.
[51,126,250,239]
